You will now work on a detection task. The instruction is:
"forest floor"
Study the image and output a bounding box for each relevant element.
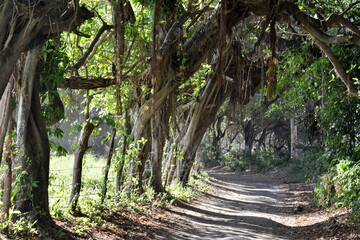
[31,168,360,239]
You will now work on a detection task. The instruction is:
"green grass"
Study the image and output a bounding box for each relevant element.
[49,154,115,218]
[167,171,212,201]
[48,153,212,223]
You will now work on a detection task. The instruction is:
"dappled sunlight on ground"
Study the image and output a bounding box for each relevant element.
[156,170,293,239]
[155,169,360,240]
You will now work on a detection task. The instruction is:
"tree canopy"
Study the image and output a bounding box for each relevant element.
[0,0,359,236]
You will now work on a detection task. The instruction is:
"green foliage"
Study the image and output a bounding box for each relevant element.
[254,152,289,173]
[0,208,38,238]
[315,159,360,221]
[200,138,288,173]
[12,170,39,203]
[166,171,211,201]
[40,39,69,120]
[223,150,253,172]
[198,140,221,168]
[90,113,116,127]
[41,39,71,92]
[287,145,328,182]
[274,40,360,221]
[268,41,329,118]
[316,46,360,162]
[179,63,212,101]
[48,127,68,157]
[8,217,38,238]
[49,154,110,219]
[133,0,184,15]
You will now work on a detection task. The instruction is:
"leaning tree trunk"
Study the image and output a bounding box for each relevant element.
[179,73,230,185]
[69,121,95,212]
[179,42,264,185]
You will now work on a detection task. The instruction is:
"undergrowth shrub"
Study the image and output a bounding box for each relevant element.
[287,145,328,182]
[222,150,288,173]
[223,151,253,171]
[199,142,221,167]
[48,153,212,229]
[254,152,289,173]
[167,171,211,201]
[314,158,360,221]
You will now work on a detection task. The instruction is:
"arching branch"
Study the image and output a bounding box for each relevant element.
[283,2,360,45]
[281,1,359,96]
[315,39,358,96]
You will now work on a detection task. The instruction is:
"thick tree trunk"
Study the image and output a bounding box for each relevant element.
[14,48,52,220]
[69,121,95,212]
[15,49,38,161]
[25,81,51,220]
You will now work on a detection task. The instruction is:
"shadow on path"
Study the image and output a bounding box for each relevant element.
[156,169,300,240]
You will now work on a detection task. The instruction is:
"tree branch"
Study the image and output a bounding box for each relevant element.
[73,22,113,70]
[315,39,358,96]
[61,76,115,89]
[282,2,360,45]
[322,14,360,36]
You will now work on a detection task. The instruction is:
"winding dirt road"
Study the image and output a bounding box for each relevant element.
[157,169,299,240]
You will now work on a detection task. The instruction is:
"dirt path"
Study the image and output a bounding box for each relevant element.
[156,169,297,239]
[50,168,358,240]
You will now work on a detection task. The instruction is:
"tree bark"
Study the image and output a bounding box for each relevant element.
[2,118,13,222]
[179,74,229,185]
[69,121,95,212]
[0,0,92,98]
[150,112,167,193]
[0,80,14,165]
[101,127,117,203]
[115,109,131,192]
[14,47,52,218]
[290,117,299,159]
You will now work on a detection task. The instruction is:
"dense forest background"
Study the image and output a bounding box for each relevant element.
[0,0,359,238]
